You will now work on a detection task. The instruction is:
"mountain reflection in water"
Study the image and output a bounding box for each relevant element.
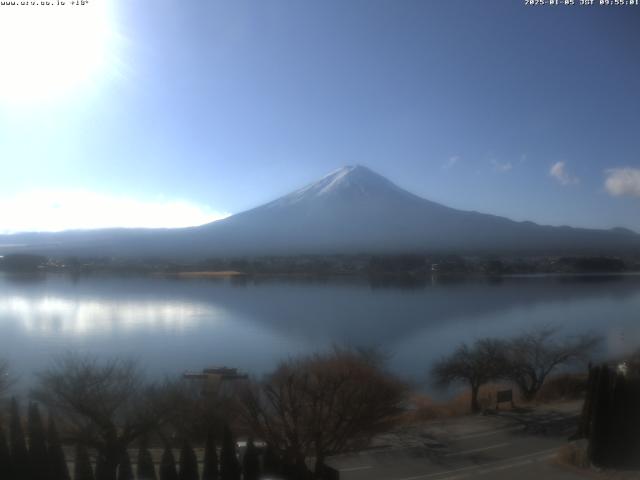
[0,273,638,389]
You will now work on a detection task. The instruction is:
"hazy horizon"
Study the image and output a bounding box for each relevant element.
[1,164,639,236]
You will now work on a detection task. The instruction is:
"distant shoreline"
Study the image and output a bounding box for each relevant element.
[1,253,639,277]
[153,270,246,278]
[150,269,640,280]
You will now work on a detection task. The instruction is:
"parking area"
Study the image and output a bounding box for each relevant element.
[328,403,588,480]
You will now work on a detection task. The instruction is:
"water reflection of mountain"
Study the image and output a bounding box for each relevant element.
[1,273,639,386]
[2,273,638,344]
[212,274,640,346]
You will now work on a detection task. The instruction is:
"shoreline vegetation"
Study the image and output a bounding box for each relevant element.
[1,337,637,478]
[1,253,639,277]
[154,270,246,278]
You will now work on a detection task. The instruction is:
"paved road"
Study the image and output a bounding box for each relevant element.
[328,405,588,480]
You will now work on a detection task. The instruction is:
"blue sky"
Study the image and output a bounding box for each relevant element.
[0,0,639,233]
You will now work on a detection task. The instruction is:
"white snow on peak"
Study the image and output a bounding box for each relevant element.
[255,165,419,214]
[315,165,365,195]
[268,165,400,207]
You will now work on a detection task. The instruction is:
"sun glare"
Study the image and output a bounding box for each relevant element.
[0,0,116,104]
[0,190,231,233]
[0,295,220,334]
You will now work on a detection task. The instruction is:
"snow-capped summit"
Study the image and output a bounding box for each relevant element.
[266,165,414,208]
[302,165,398,197]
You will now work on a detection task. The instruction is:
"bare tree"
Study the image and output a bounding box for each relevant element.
[241,347,407,479]
[32,354,175,480]
[0,360,9,398]
[504,327,600,401]
[156,377,241,444]
[626,349,640,376]
[431,338,506,413]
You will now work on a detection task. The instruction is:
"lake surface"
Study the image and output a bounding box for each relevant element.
[1,273,639,390]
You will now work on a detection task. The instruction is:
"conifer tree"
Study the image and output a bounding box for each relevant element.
[47,416,70,480]
[117,450,134,480]
[262,444,280,476]
[10,398,30,480]
[588,365,612,466]
[202,428,219,480]
[0,423,11,480]
[628,378,640,469]
[137,440,157,480]
[160,446,178,480]
[28,402,49,480]
[577,364,597,439]
[609,373,628,466]
[95,453,110,480]
[74,444,95,480]
[219,425,240,480]
[242,438,260,480]
[178,440,199,480]
[582,361,640,469]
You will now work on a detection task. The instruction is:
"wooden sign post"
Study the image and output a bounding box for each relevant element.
[496,389,515,410]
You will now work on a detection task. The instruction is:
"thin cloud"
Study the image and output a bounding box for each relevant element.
[549,161,579,185]
[604,168,640,197]
[491,159,512,172]
[0,190,230,234]
[442,155,460,170]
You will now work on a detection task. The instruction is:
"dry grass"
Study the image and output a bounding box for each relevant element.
[554,442,640,479]
[405,374,588,423]
[537,373,588,403]
[556,441,590,470]
[405,383,523,422]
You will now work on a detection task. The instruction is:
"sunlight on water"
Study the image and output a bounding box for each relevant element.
[0,295,223,335]
[0,274,639,385]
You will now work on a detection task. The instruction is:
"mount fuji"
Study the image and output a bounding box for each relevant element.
[1,165,638,259]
